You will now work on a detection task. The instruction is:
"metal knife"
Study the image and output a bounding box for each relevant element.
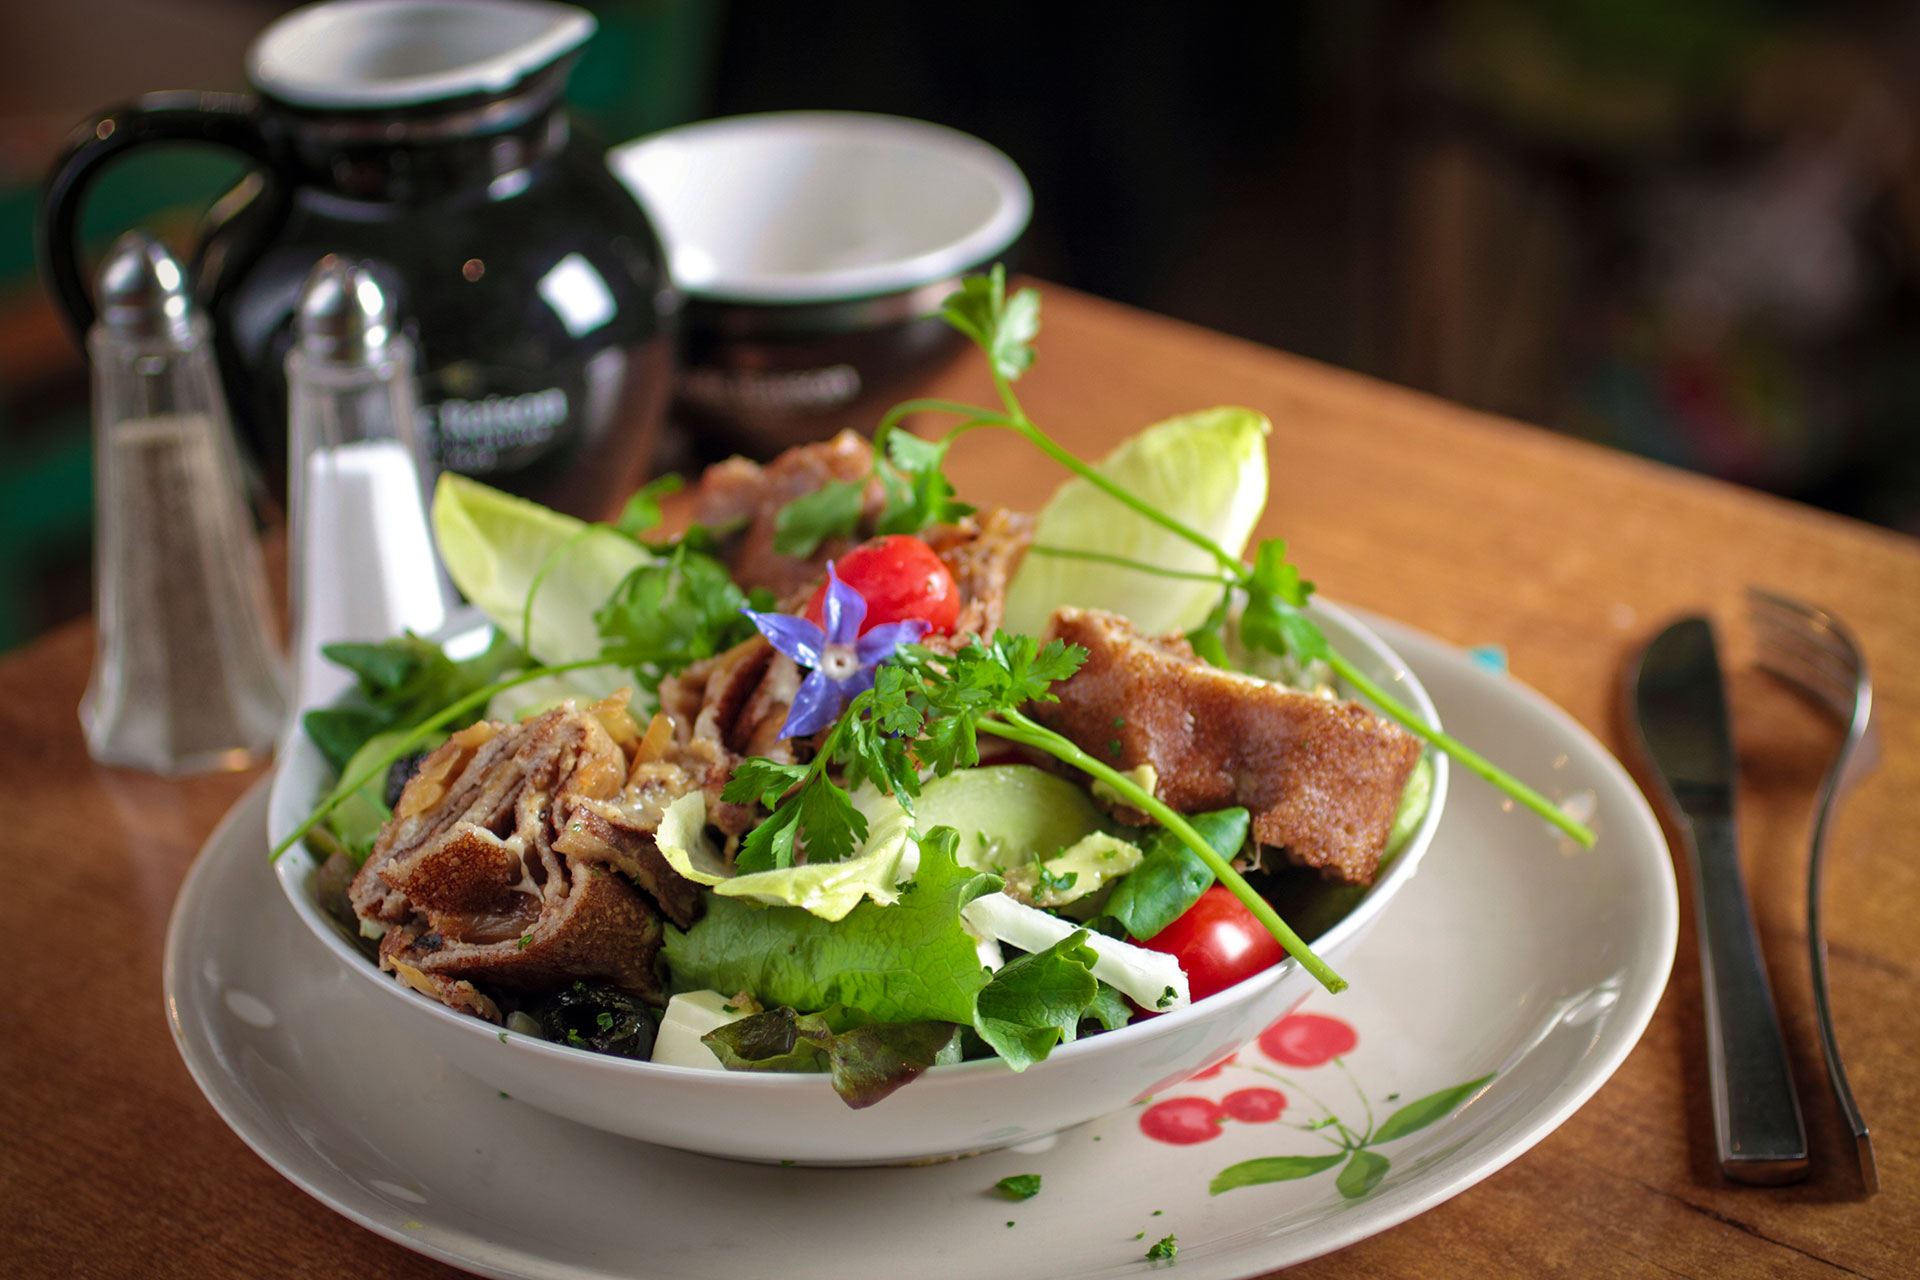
[1629,616,1809,1185]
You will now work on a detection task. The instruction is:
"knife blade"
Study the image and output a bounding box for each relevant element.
[1630,616,1808,1185]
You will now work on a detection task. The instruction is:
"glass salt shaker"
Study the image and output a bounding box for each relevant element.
[286,256,449,713]
[81,231,287,773]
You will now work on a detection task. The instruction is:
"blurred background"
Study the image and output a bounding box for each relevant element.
[4,0,1919,651]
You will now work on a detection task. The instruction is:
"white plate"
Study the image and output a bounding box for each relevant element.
[165,619,1676,1279]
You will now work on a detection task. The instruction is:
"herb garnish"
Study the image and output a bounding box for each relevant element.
[594,538,764,695]
[302,630,526,772]
[723,630,1347,990]
[771,429,976,558]
[1146,1233,1177,1261]
[995,1173,1042,1201]
[719,631,1081,873]
[851,265,1595,850]
[1032,866,1078,896]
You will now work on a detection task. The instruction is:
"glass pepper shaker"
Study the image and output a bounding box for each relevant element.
[81,230,287,773]
[285,255,449,713]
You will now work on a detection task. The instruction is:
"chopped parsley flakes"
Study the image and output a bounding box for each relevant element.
[994,1173,1042,1201]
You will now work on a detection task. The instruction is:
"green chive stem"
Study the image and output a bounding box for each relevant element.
[872,398,1014,442]
[979,708,1347,994]
[982,368,1244,574]
[1027,544,1234,585]
[1324,651,1594,848]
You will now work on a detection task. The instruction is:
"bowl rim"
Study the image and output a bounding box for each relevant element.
[269,596,1447,1093]
[608,110,1033,306]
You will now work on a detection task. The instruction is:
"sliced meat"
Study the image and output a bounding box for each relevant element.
[690,430,884,598]
[349,704,678,1015]
[1032,608,1422,886]
[655,635,801,837]
[375,859,664,1008]
[922,507,1034,647]
[553,798,705,928]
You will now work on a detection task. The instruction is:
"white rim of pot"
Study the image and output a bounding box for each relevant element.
[610,111,1033,304]
[248,0,595,110]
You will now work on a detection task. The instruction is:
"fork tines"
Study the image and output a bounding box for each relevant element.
[1746,589,1865,722]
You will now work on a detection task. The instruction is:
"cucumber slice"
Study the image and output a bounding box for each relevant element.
[905,765,1110,873]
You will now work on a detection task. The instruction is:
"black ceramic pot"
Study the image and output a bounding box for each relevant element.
[39,0,678,521]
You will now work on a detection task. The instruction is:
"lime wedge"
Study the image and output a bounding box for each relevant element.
[431,474,648,686]
[1002,406,1269,636]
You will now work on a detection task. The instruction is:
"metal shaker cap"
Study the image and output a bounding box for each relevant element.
[94,230,198,345]
[296,255,399,365]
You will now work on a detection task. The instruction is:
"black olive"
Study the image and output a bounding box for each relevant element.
[383,751,430,809]
[313,848,357,927]
[528,984,658,1060]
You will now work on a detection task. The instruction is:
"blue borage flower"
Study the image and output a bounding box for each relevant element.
[742,563,930,739]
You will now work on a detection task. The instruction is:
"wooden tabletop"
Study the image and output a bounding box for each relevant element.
[4,283,1916,1278]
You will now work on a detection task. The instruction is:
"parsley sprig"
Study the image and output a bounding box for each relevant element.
[771,429,977,559]
[720,632,1082,872]
[859,265,1595,851]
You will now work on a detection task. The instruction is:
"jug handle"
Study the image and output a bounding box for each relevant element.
[37,90,276,344]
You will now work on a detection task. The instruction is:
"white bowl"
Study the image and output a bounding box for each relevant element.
[269,598,1446,1165]
[610,111,1031,304]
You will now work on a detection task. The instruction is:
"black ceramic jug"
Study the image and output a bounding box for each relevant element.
[38,0,678,521]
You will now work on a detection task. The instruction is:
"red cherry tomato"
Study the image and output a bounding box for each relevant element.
[803,535,960,636]
[1137,886,1287,1002]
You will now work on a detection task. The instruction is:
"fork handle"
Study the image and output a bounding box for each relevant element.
[1687,813,1809,1184]
[1807,737,1879,1194]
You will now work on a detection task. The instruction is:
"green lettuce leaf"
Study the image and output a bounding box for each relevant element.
[973,930,1100,1070]
[1103,808,1250,941]
[1080,982,1134,1035]
[302,630,524,771]
[430,473,647,700]
[772,478,866,558]
[654,790,914,921]
[702,1006,956,1108]
[593,542,761,694]
[1001,406,1269,636]
[662,828,998,1026]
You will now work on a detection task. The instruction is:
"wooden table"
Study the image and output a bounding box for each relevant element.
[5,284,1916,1278]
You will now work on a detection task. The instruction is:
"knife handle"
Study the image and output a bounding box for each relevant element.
[1687,813,1809,1184]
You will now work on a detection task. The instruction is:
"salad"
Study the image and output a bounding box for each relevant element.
[282,268,1593,1108]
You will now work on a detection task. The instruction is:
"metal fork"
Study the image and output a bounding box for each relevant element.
[1748,588,1881,1194]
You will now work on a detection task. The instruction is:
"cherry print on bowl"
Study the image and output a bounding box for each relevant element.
[1258,1013,1359,1067]
[1130,1007,1497,1204]
[1139,1096,1229,1144]
[1221,1088,1287,1123]
[1190,1053,1237,1081]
